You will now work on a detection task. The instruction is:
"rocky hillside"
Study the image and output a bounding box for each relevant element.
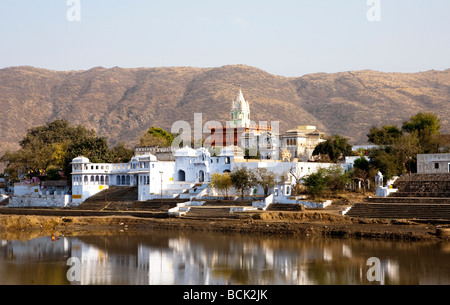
[0,65,449,155]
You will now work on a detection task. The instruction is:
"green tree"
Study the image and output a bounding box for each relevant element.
[302,168,329,199]
[1,120,97,180]
[139,126,175,147]
[326,166,351,193]
[366,112,444,178]
[367,125,403,145]
[230,166,257,199]
[402,112,441,137]
[369,147,402,180]
[63,136,111,178]
[108,142,134,163]
[312,135,352,163]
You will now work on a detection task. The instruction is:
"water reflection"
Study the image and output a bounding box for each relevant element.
[1,233,449,285]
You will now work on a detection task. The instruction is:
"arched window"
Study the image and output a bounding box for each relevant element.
[116,176,121,185]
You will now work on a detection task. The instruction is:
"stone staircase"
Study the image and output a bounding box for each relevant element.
[183,206,236,219]
[346,173,450,221]
[391,173,450,198]
[77,186,138,210]
[346,203,450,221]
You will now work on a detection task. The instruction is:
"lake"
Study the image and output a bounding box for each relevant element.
[0,231,449,285]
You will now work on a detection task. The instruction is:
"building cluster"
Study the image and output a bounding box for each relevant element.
[3,89,449,207]
[71,89,332,204]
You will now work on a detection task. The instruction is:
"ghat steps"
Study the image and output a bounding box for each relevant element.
[346,203,450,220]
[347,173,450,220]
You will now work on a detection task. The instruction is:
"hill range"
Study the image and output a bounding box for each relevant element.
[0,64,449,156]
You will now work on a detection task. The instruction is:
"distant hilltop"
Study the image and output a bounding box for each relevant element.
[0,65,449,155]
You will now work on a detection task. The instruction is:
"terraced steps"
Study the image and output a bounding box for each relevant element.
[365,197,450,204]
[392,174,450,198]
[183,207,236,219]
[346,203,450,220]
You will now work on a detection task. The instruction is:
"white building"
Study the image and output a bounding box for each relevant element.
[71,145,339,204]
[70,88,340,205]
[417,153,450,174]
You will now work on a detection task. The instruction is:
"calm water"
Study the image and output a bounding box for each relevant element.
[0,231,449,285]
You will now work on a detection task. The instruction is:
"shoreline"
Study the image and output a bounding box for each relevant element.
[0,210,448,242]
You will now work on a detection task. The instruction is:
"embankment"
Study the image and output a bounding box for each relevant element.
[0,211,446,242]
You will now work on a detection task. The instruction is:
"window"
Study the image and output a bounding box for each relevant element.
[435,163,439,169]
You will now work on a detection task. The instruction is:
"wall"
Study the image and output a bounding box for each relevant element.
[72,184,109,204]
[417,153,450,174]
[8,194,72,208]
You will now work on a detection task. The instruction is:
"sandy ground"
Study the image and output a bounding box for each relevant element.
[0,211,447,242]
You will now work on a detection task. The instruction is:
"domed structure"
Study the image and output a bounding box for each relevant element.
[72,156,90,163]
[230,88,251,128]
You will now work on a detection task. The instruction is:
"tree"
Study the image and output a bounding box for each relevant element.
[63,136,111,178]
[392,131,421,174]
[288,166,304,195]
[312,135,352,163]
[108,142,134,163]
[255,168,277,197]
[209,172,233,198]
[139,132,170,147]
[354,156,370,172]
[302,168,329,199]
[139,126,175,147]
[366,112,444,178]
[369,147,402,180]
[230,166,257,199]
[367,125,403,145]
[1,120,97,181]
[326,166,351,193]
[402,112,441,137]
[352,167,369,195]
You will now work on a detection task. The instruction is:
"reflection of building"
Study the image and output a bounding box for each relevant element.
[4,235,439,285]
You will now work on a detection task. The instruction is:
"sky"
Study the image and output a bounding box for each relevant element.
[0,0,449,77]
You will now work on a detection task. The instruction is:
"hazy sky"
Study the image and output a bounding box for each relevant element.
[1,0,449,77]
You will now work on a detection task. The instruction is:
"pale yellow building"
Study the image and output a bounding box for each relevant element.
[280,125,325,162]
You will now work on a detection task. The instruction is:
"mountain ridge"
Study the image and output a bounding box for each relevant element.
[0,64,449,156]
